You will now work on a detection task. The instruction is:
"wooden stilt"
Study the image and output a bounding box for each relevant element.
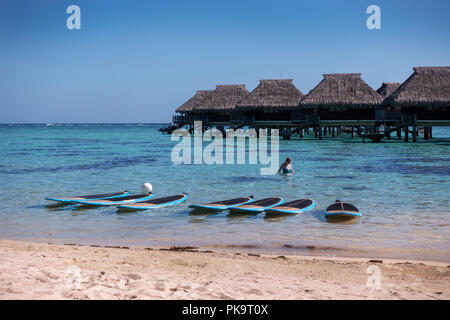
[351,126,354,138]
[413,126,417,142]
[404,126,409,142]
[361,127,366,142]
[332,127,335,137]
[430,127,433,139]
[318,125,322,140]
[397,128,401,139]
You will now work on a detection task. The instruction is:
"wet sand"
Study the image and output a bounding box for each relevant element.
[0,239,448,300]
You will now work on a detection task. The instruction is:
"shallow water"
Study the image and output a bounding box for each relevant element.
[0,124,449,261]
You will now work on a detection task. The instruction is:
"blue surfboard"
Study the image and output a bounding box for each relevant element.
[117,194,188,210]
[45,191,130,204]
[265,199,315,215]
[189,196,254,211]
[229,197,284,214]
[325,200,361,221]
[71,193,153,206]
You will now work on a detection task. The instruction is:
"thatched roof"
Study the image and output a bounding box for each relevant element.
[384,67,450,108]
[175,90,214,113]
[193,85,249,112]
[235,79,304,111]
[299,73,382,109]
[376,82,401,97]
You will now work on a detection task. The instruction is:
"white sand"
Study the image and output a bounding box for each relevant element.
[0,239,448,300]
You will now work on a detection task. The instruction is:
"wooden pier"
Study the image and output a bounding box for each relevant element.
[162,67,450,142]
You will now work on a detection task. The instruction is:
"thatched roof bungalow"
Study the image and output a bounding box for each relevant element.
[383,67,450,123]
[175,90,214,114]
[376,82,401,98]
[235,79,304,121]
[236,79,303,111]
[299,73,382,120]
[193,85,249,112]
[300,73,382,109]
[383,67,450,109]
[191,84,249,123]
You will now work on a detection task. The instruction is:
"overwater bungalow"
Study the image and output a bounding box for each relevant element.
[299,73,382,125]
[174,90,214,126]
[166,67,449,141]
[193,84,249,127]
[383,67,450,140]
[235,79,304,127]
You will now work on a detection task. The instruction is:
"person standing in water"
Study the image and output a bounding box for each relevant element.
[278,157,294,174]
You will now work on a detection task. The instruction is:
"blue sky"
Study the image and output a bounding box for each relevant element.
[1,0,449,123]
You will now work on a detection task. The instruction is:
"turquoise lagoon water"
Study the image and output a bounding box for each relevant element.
[0,124,449,261]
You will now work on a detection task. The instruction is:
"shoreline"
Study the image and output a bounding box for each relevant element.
[0,239,448,299]
[5,237,450,264]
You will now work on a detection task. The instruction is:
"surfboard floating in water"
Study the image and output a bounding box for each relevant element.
[229,197,284,213]
[117,194,188,210]
[265,198,315,214]
[71,193,154,206]
[45,191,130,204]
[325,200,361,221]
[189,196,254,211]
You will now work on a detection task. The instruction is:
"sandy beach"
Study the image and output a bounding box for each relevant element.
[0,239,448,300]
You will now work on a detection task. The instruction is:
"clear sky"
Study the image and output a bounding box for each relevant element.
[1,0,449,123]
